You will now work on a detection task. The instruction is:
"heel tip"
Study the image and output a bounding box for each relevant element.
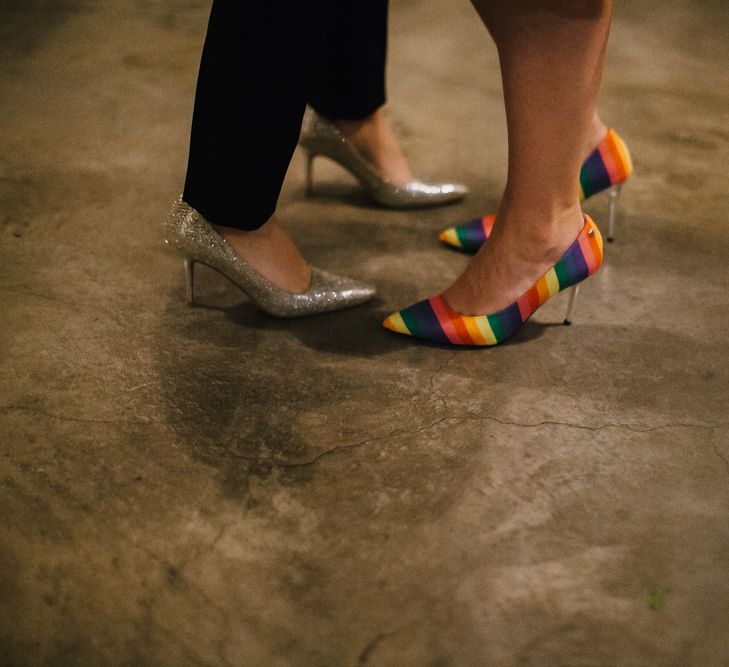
[563,319,572,326]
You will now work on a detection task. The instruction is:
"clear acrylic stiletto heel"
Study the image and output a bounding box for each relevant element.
[563,284,580,326]
[605,184,622,243]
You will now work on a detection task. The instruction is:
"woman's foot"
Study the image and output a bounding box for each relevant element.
[333,108,414,187]
[587,113,608,159]
[213,215,312,294]
[442,203,585,315]
[439,116,628,254]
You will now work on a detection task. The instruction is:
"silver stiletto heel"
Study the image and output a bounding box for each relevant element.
[563,284,580,326]
[165,197,376,317]
[184,258,195,305]
[299,111,468,209]
[605,184,622,243]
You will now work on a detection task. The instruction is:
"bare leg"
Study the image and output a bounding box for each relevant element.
[588,111,609,155]
[334,108,414,186]
[444,0,613,315]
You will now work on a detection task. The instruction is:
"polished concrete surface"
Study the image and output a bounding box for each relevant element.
[2,1,729,665]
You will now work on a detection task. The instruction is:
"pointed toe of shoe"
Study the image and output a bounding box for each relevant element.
[382,310,412,336]
[260,270,375,318]
[438,215,495,254]
[443,182,469,200]
[346,279,377,305]
[336,272,377,301]
[438,225,461,248]
[311,269,376,313]
[409,181,468,207]
[376,181,468,209]
[382,297,446,342]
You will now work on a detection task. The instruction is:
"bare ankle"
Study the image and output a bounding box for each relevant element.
[333,118,365,142]
[333,108,381,135]
[498,199,583,233]
[588,115,609,155]
[492,203,584,263]
[329,109,414,186]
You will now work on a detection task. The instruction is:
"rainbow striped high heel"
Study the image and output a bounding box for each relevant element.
[439,128,632,252]
[383,215,603,346]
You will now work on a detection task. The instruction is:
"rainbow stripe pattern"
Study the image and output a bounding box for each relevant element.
[383,215,603,346]
[439,128,632,254]
[579,127,633,200]
[438,214,495,255]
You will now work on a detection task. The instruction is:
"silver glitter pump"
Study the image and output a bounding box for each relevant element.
[299,112,468,209]
[165,198,376,317]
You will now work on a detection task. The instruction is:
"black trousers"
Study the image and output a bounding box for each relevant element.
[183,0,388,231]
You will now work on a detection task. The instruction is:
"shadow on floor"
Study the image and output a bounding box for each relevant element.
[201,293,550,354]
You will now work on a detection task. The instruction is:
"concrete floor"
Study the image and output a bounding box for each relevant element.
[2,1,729,665]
